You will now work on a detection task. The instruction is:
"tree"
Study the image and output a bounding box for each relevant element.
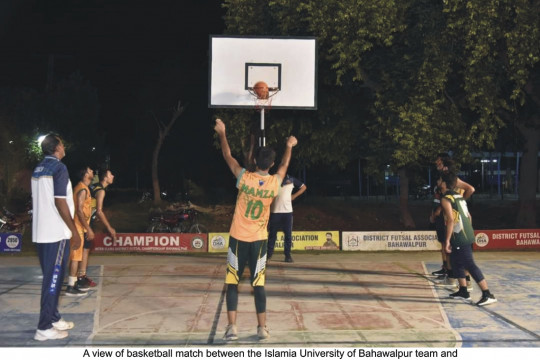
[222,0,476,228]
[46,72,104,164]
[0,72,103,204]
[516,70,540,227]
[151,100,186,206]
[444,0,540,227]
[219,0,370,173]
[222,0,540,228]
[0,116,31,203]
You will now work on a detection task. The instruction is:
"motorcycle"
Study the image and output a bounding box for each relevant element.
[0,207,26,233]
[146,207,207,233]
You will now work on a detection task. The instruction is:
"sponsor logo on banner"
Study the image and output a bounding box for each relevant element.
[0,233,22,252]
[475,232,489,247]
[342,231,441,251]
[191,237,204,249]
[473,229,540,250]
[209,233,228,252]
[208,231,340,253]
[92,233,207,253]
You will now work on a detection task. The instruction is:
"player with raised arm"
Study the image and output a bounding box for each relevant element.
[214,118,297,341]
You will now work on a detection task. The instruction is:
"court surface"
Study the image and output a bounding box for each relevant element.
[1,251,539,347]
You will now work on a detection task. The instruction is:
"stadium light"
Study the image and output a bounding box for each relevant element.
[37,135,46,146]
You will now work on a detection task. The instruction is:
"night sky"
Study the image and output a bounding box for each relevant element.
[1,0,228,192]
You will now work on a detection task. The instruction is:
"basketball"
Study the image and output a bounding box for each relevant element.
[253,81,269,99]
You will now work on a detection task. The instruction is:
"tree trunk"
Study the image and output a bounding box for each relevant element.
[151,101,185,206]
[516,120,540,228]
[152,136,164,206]
[398,167,416,229]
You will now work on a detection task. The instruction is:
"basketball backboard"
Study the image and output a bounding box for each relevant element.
[209,35,317,109]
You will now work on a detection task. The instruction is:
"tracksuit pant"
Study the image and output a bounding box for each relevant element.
[35,239,70,330]
[268,212,293,257]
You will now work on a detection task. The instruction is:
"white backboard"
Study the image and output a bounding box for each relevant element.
[209,36,317,109]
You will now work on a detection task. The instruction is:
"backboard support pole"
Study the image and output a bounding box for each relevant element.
[259,108,266,147]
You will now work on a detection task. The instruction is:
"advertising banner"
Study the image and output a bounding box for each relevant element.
[208,233,229,253]
[342,231,441,251]
[474,229,540,250]
[0,233,22,253]
[92,233,207,253]
[208,231,340,253]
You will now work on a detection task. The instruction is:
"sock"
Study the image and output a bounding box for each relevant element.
[68,276,77,286]
[459,286,468,294]
[482,289,491,297]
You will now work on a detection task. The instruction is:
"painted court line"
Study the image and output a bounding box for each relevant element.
[207,283,227,344]
[479,304,540,342]
[87,265,104,345]
[421,261,463,347]
[425,260,540,347]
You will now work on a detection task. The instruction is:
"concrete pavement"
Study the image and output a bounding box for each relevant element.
[1,251,539,347]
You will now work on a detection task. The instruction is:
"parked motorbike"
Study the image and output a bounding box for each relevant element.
[146,207,207,233]
[147,210,189,233]
[0,207,26,233]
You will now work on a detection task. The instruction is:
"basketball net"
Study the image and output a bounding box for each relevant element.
[254,96,273,111]
[249,88,279,111]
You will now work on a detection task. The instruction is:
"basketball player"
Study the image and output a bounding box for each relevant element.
[433,153,475,291]
[439,171,496,306]
[214,118,297,341]
[66,166,95,296]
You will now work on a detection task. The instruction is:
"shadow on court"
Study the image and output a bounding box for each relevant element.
[1,251,539,347]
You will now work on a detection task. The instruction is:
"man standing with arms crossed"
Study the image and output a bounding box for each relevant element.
[32,134,82,341]
[214,118,297,341]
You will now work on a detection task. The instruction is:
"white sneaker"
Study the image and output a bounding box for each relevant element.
[476,294,497,306]
[223,324,238,341]
[436,276,457,289]
[257,325,270,340]
[52,319,74,330]
[34,328,68,341]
